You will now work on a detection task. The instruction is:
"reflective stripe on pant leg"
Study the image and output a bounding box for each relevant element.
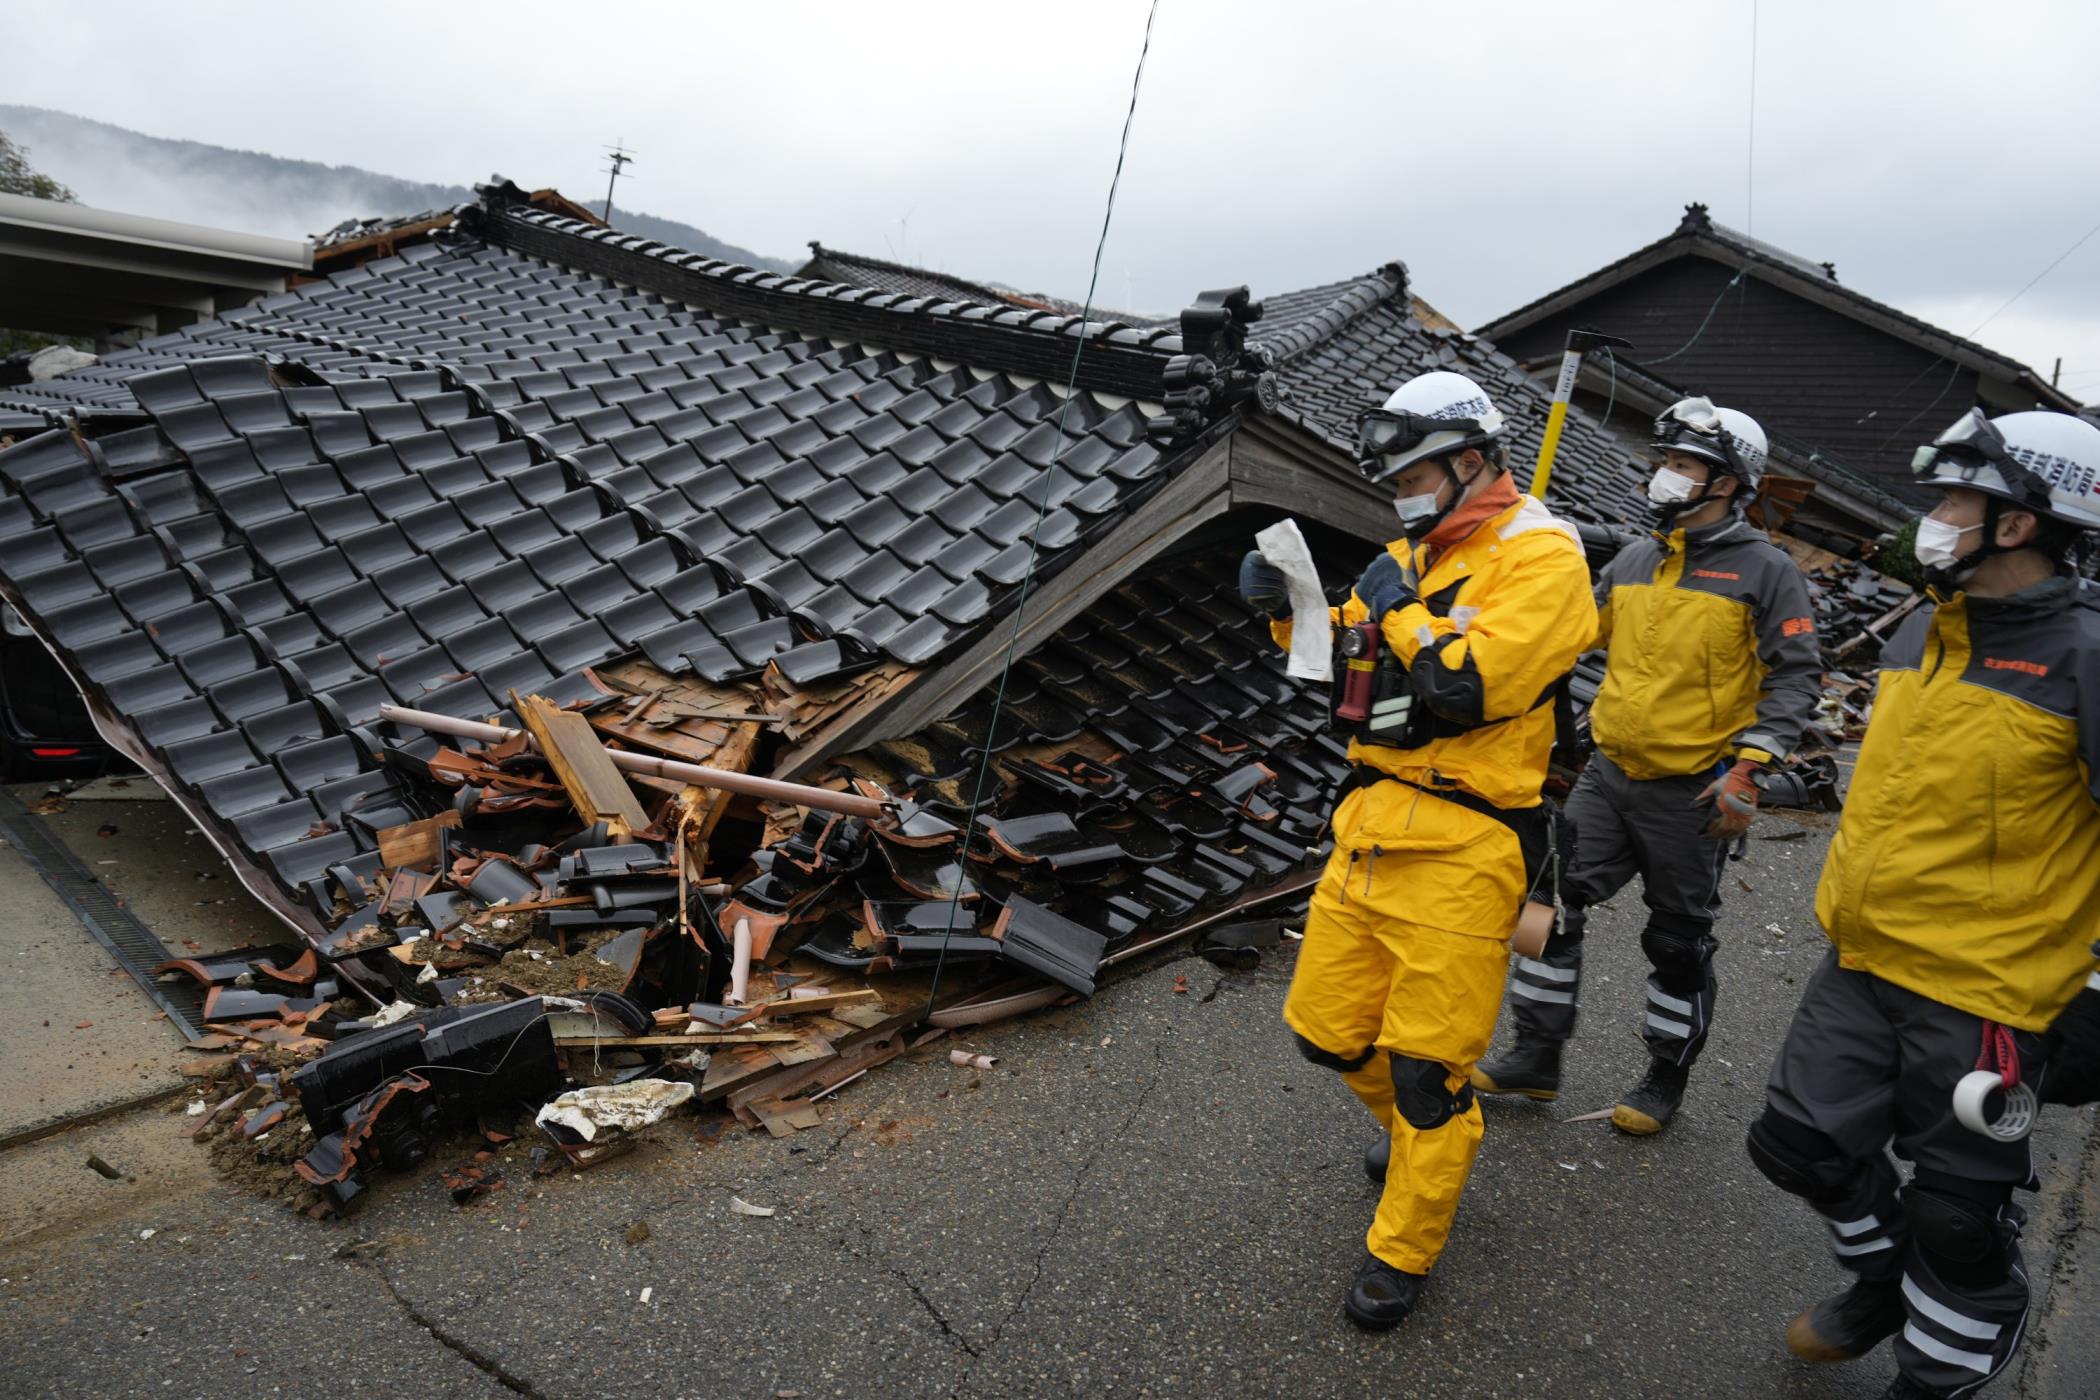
[1813,1151,1907,1277]
[1509,937,1582,1041]
[1640,915,1718,1067]
[1621,768,1728,1065]
[1895,1236,2029,1397]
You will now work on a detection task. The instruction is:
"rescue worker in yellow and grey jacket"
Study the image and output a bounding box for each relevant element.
[1237,370,1594,1330]
[1472,398,1821,1134]
[1749,409,2100,1400]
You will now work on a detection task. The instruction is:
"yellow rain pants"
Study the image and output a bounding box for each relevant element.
[1283,782,1524,1273]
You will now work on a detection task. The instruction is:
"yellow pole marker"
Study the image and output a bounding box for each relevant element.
[1529,329,1631,501]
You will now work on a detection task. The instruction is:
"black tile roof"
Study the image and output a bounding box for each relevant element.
[3,223,1216,680]
[1557,345,1919,525]
[801,249,1651,529]
[1250,266,1652,529]
[832,548,1346,961]
[798,243,1011,308]
[0,183,1282,940]
[798,242,1159,326]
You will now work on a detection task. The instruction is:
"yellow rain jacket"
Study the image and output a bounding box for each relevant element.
[1274,488,1597,812]
[1816,579,2100,1030]
[1587,517,1822,779]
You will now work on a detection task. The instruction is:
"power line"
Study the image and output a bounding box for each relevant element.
[1867,359,1966,456]
[1745,0,1759,242]
[1860,209,2100,436]
[1646,269,1746,364]
[924,0,1161,1011]
[1968,213,2100,339]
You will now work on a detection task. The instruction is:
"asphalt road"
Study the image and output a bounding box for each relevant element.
[0,809,2094,1400]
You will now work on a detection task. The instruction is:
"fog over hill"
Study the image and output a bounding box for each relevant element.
[0,105,795,271]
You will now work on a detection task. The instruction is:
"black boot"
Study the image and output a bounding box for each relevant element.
[1470,1035,1564,1101]
[1343,1253,1425,1331]
[1880,1375,1949,1399]
[1364,1133,1390,1185]
[1786,1274,1905,1363]
[1612,1056,1689,1135]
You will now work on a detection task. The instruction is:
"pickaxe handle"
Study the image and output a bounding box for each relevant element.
[1530,328,1633,501]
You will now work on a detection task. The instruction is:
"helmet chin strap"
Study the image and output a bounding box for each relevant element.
[1651,476,1732,528]
[1400,456,1472,541]
[1924,496,2006,594]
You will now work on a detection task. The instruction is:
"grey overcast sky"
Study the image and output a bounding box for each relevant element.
[11,0,2100,401]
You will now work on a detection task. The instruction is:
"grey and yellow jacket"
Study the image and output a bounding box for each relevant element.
[1586,515,1821,779]
[1817,577,2100,1030]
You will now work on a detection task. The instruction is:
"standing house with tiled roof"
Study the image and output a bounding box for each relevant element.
[1479,203,2082,545]
[0,180,1641,994]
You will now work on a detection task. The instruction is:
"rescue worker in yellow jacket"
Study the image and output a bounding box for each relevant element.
[1473,398,1821,1133]
[1238,369,1594,1329]
[1748,409,2100,1400]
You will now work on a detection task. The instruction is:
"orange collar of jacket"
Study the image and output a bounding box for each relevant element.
[1420,471,1520,561]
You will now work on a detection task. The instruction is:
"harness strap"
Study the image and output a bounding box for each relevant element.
[1333,765,1551,893]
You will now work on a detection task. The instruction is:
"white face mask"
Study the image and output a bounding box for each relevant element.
[1646,466,1700,506]
[1914,516,1982,571]
[1393,491,1443,528]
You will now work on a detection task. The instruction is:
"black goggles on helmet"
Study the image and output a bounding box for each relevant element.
[1356,408,1486,461]
[1911,409,2053,508]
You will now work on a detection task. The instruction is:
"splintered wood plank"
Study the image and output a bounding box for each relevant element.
[514,693,650,836]
[374,810,461,870]
[748,1098,824,1137]
[755,988,882,1017]
[551,1032,802,1047]
[764,1027,837,1068]
[725,1029,904,1113]
[700,1042,787,1098]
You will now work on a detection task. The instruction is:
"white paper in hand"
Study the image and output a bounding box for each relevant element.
[1252,518,1331,682]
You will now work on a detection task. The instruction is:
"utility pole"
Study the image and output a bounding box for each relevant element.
[600,141,636,224]
[2054,356,2062,388]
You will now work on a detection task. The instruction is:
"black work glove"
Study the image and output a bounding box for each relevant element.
[1354,552,1418,622]
[1238,550,1289,617]
[2042,985,2100,1106]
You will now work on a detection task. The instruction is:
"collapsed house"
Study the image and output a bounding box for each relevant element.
[0,179,1830,1206]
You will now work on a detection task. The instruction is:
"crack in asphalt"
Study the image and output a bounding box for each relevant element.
[884,1255,982,1359]
[953,1039,1171,1395]
[840,1224,980,1362]
[365,1261,549,1399]
[814,1118,860,1165]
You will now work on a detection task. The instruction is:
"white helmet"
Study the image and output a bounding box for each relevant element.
[1912,409,2100,531]
[1653,397,1769,494]
[1355,370,1507,484]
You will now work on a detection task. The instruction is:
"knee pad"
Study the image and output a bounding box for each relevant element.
[1392,1053,1473,1129]
[1746,1108,1852,1202]
[1908,1173,2017,1272]
[1293,1032,1374,1074]
[1641,918,1716,989]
